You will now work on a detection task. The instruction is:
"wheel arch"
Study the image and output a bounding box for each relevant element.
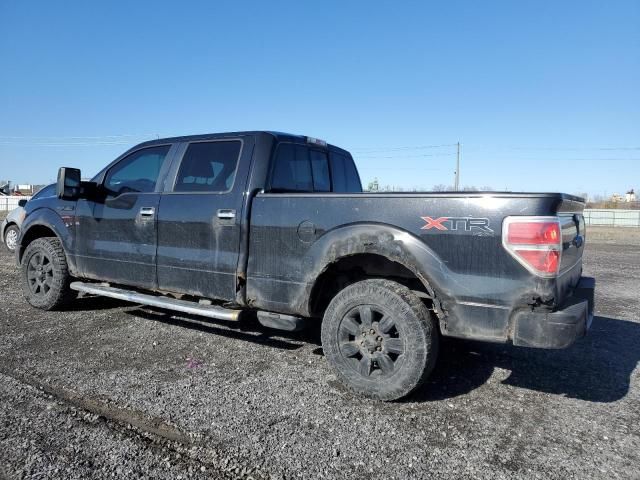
[302,223,449,321]
[19,224,58,259]
[17,208,76,273]
[3,220,18,232]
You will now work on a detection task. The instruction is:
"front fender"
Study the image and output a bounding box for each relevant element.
[17,207,77,273]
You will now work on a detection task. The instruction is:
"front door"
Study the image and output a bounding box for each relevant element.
[76,144,174,289]
[156,138,249,301]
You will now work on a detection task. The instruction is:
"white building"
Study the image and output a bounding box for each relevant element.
[611,193,625,202]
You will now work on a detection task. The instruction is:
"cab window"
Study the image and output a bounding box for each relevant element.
[270,144,313,192]
[174,141,242,192]
[330,152,362,192]
[31,184,56,200]
[310,150,331,192]
[269,144,331,192]
[104,145,170,196]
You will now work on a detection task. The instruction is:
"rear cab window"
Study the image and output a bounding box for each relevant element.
[309,150,331,192]
[270,144,313,192]
[330,151,362,192]
[268,142,361,193]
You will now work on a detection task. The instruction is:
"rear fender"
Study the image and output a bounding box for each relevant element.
[300,223,454,316]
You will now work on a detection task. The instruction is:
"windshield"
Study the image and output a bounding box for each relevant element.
[31,184,55,200]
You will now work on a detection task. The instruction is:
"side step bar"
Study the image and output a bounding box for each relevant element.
[70,281,241,321]
[257,311,306,332]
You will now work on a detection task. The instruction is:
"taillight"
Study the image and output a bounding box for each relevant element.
[503,217,562,277]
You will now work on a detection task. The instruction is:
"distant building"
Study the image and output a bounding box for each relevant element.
[611,193,625,202]
[626,189,636,202]
[9,184,45,196]
[0,182,48,196]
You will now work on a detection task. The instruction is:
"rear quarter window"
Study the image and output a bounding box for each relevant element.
[269,144,314,192]
[330,152,362,192]
[310,150,330,192]
[269,143,361,193]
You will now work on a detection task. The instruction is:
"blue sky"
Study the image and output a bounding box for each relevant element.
[1,0,638,196]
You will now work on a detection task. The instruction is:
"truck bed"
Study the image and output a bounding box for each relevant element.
[246,191,586,342]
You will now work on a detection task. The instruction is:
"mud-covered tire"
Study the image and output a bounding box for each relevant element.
[4,224,19,252]
[321,279,438,401]
[21,237,75,310]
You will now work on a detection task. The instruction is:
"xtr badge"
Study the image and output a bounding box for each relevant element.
[421,216,494,235]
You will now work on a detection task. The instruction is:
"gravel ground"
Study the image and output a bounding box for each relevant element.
[0,232,638,479]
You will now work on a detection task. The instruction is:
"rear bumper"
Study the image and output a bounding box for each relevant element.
[512,276,595,349]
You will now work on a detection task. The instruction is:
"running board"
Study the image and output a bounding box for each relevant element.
[70,281,241,321]
[257,311,306,332]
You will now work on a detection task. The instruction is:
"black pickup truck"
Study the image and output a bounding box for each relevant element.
[17,131,594,400]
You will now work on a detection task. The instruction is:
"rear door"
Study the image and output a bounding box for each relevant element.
[76,144,176,288]
[156,137,253,301]
[246,142,335,311]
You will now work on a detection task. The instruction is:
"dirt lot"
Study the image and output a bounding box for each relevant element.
[0,230,638,479]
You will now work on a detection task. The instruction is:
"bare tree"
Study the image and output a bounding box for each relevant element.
[365,178,379,192]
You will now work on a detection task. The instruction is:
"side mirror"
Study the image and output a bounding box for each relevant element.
[18,199,28,207]
[57,167,82,200]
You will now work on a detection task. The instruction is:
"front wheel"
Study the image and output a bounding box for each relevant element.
[21,237,75,310]
[321,279,439,401]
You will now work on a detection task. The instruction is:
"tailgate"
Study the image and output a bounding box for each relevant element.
[558,212,585,274]
[556,198,586,303]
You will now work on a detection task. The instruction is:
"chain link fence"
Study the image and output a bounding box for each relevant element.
[584,209,640,227]
[0,196,32,212]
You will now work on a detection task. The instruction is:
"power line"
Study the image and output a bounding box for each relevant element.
[352,143,640,153]
[0,133,159,140]
[465,145,640,151]
[0,141,135,146]
[355,152,457,159]
[475,157,640,162]
[359,166,446,171]
[350,143,458,152]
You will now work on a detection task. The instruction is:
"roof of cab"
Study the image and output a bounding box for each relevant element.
[133,131,350,154]
[136,131,304,147]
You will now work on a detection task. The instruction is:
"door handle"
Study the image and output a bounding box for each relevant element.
[139,207,155,217]
[217,209,236,220]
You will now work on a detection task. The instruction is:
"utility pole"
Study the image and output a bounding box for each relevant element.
[454,142,461,191]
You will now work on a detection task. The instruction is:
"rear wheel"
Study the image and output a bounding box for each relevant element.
[4,225,19,252]
[21,237,74,310]
[321,279,438,401]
